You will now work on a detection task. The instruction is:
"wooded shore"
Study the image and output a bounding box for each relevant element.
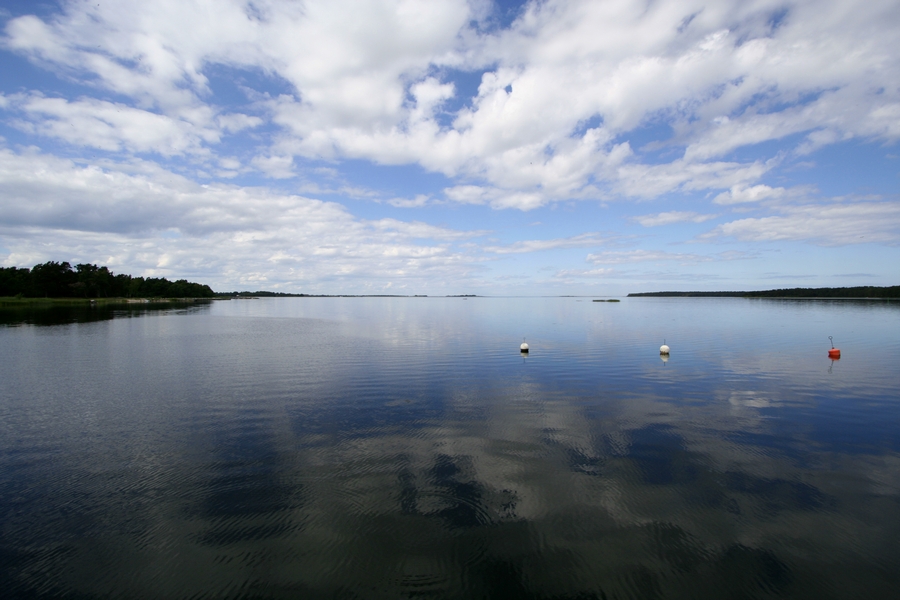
[1,261,214,299]
[0,297,213,306]
[628,285,900,298]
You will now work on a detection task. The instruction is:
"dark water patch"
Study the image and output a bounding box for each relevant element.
[195,521,300,546]
[729,407,900,458]
[564,446,606,476]
[0,301,211,326]
[424,454,492,528]
[722,471,829,514]
[638,521,710,575]
[197,470,301,519]
[626,425,711,486]
[472,559,535,600]
[397,468,418,515]
[705,544,793,597]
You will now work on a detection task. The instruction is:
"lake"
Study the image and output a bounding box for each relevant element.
[2,297,899,599]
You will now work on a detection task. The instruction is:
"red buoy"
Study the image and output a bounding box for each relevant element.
[828,336,841,359]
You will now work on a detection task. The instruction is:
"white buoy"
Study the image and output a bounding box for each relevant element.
[659,339,670,355]
[520,342,529,353]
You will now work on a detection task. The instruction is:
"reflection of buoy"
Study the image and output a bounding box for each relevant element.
[520,342,529,353]
[659,339,670,355]
[660,354,669,364]
[828,336,841,359]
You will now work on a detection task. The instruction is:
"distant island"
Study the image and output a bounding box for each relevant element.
[628,285,900,299]
[217,291,314,298]
[1,261,214,299]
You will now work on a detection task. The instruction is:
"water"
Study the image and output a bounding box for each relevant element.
[1,297,899,599]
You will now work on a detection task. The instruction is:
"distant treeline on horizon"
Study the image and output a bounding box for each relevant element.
[1,261,214,298]
[628,285,900,298]
[215,291,407,298]
[217,291,309,297]
[217,291,478,298]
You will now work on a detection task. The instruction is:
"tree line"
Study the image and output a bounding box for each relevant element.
[0,261,214,298]
[628,285,900,298]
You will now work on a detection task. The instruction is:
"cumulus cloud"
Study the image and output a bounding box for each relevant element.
[9,94,220,155]
[1,0,899,292]
[0,147,490,291]
[3,0,897,209]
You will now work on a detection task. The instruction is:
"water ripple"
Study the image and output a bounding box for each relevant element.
[2,297,899,598]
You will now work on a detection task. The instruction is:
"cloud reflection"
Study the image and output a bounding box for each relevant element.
[2,298,899,597]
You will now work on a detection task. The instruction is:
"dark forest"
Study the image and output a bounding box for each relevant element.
[0,261,214,298]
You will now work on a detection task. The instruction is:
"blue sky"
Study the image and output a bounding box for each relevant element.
[1,0,898,295]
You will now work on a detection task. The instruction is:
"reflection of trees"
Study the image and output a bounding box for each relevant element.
[0,302,210,326]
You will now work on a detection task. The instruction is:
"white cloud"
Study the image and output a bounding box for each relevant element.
[616,158,772,199]
[217,113,263,133]
[387,194,430,208]
[586,250,711,265]
[554,268,614,279]
[634,211,717,227]
[444,185,490,205]
[0,147,489,291]
[4,0,897,208]
[713,184,786,205]
[9,94,219,155]
[483,233,608,254]
[703,200,900,245]
[3,93,261,163]
[443,185,549,211]
[250,154,294,179]
[369,218,487,241]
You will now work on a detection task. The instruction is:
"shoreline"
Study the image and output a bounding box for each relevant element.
[0,297,214,307]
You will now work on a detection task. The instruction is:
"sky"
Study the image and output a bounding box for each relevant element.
[0,0,898,295]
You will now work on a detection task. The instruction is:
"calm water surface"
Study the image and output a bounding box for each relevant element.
[2,297,899,599]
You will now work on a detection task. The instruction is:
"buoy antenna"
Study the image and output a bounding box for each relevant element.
[829,336,834,349]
